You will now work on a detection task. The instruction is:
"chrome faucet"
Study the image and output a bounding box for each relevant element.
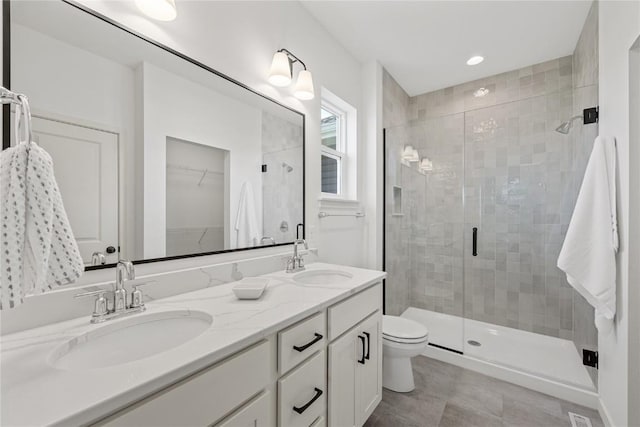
[286,239,308,273]
[91,251,106,266]
[75,260,150,323]
[115,260,135,312]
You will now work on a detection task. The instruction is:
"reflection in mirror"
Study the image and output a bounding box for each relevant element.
[7,0,304,268]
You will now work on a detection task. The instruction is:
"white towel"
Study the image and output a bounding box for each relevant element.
[234,182,260,248]
[0,102,84,309]
[558,136,618,334]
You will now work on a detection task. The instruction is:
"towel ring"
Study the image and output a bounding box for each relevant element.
[1,86,34,145]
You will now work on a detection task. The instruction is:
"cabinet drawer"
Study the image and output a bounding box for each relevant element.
[278,311,326,375]
[96,340,271,427]
[328,283,381,341]
[215,391,273,427]
[278,350,326,427]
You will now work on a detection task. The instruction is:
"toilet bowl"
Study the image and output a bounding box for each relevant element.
[382,315,429,393]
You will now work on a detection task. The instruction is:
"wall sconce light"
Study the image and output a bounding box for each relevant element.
[135,0,177,21]
[419,158,433,172]
[402,145,420,163]
[268,49,315,100]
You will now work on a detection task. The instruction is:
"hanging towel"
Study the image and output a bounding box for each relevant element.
[234,182,260,248]
[558,136,618,334]
[0,101,84,309]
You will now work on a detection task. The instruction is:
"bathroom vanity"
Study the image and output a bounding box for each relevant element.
[0,263,385,426]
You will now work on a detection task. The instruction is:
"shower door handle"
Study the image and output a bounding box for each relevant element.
[472,227,478,256]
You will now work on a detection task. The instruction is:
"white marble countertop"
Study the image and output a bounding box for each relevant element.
[1,262,385,426]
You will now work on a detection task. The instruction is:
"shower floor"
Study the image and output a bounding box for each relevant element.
[402,307,595,392]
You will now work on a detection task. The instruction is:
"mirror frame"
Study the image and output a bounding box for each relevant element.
[1,0,306,271]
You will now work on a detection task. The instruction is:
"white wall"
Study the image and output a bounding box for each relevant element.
[140,62,262,256]
[72,0,368,268]
[10,23,138,260]
[597,2,640,426]
[362,61,384,270]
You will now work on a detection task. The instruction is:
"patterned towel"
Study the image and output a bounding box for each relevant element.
[1,139,84,309]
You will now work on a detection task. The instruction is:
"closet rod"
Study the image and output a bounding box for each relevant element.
[318,211,365,218]
[166,163,224,175]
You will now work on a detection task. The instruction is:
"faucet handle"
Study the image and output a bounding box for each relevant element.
[286,257,296,273]
[128,280,156,309]
[74,289,108,318]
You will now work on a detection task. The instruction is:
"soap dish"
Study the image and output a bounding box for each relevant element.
[233,277,269,300]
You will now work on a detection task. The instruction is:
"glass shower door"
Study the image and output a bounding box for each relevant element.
[460,91,594,388]
[384,113,466,353]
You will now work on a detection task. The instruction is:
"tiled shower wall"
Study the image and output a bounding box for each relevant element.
[384,2,599,372]
[383,71,412,316]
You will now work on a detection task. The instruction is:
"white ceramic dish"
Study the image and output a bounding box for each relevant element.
[232,277,270,300]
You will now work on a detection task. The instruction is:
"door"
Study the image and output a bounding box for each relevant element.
[355,312,382,426]
[328,328,356,427]
[32,117,119,265]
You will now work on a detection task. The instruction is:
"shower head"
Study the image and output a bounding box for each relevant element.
[282,162,293,172]
[555,115,583,134]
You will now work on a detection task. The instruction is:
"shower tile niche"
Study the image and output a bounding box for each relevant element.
[392,186,403,216]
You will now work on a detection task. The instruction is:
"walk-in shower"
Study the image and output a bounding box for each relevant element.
[383,14,600,401]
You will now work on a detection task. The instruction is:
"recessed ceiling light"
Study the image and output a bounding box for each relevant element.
[467,55,484,66]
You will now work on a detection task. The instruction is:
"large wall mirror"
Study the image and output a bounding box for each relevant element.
[3,0,305,269]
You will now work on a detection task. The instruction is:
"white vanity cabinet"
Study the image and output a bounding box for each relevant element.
[216,391,273,427]
[327,284,383,427]
[91,282,382,427]
[95,340,273,427]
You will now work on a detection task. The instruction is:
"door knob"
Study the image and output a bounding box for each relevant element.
[106,246,116,254]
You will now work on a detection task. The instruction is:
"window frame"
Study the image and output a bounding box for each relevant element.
[320,102,347,197]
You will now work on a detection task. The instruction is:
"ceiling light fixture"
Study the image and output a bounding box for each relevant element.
[466,55,484,66]
[402,146,420,163]
[268,49,315,100]
[419,158,433,172]
[474,87,490,98]
[135,0,177,21]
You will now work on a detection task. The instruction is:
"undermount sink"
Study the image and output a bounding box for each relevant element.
[293,269,354,285]
[49,310,212,371]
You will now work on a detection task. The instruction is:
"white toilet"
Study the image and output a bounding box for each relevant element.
[382,315,429,393]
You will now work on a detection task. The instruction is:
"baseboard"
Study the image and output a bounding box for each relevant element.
[422,345,599,409]
[598,398,614,427]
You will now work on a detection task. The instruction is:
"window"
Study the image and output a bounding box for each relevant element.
[320,89,357,200]
[320,106,344,194]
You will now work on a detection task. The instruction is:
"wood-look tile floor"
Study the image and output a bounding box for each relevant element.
[364,356,603,427]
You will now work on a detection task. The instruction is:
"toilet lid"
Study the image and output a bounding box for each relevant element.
[382,315,428,341]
